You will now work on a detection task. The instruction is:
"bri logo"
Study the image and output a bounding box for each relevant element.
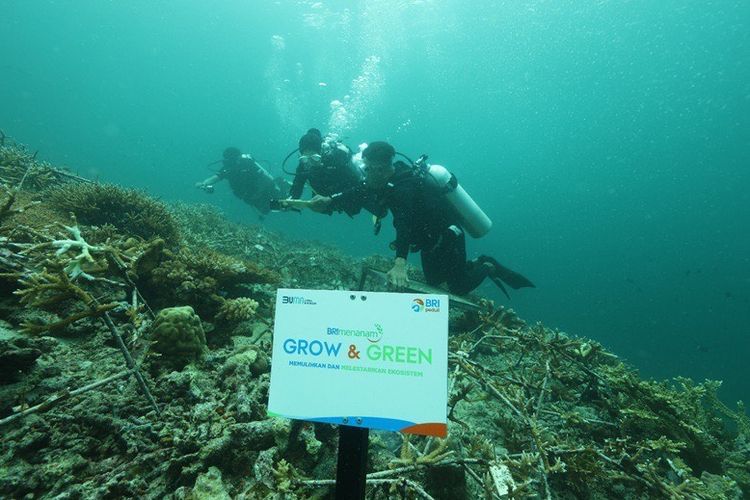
[281,295,317,305]
[412,297,441,313]
[326,324,383,343]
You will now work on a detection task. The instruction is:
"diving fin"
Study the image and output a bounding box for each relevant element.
[479,255,535,290]
[489,275,511,300]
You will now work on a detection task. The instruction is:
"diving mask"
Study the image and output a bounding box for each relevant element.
[299,153,322,165]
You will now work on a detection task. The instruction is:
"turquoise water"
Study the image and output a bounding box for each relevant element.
[2,1,748,404]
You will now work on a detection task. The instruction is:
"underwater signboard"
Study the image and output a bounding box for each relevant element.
[268,288,449,437]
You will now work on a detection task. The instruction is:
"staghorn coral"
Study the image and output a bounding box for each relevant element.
[1,211,153,338]
[50,223,107,280]
[12,269,118,335]
[45,183,180,245]
[390,435,453,467]
[437,317,748,499]
[0,142,64,191]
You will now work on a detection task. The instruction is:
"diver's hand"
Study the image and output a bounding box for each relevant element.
[309,195,332,213]
[387,258,409,288]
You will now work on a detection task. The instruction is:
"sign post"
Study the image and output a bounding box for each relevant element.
[268,289,449,498]
[335,424,369,499]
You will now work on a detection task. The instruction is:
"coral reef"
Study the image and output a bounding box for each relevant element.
[0,137,747,499]
[189,466,231,499]
[0,138,75,191]
[170,202,358,290]
[148,306,207,370]
[216,297,259,324]
[137,245,277,320]
[45,182,180,245]
[0,337,43,384]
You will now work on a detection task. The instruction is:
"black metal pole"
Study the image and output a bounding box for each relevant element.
[335,275,372,499]
[335,424,369,500]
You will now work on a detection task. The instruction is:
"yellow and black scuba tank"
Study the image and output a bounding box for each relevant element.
[411,154,492,239]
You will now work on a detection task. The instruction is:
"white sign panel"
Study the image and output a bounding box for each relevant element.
[268,288,448,437]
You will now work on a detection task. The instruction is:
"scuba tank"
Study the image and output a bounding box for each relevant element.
[322,134,364,182]
[414,154,493,238]
[241,154,276,184]
[352,142,368,178]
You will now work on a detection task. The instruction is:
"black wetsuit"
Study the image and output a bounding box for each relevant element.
[289,144,369,216]
[219,155,282,214]
[330,161,489,295]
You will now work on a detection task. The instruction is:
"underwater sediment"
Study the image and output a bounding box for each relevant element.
[1,138,748,499]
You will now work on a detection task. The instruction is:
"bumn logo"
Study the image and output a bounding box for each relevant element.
[282,296,317,305]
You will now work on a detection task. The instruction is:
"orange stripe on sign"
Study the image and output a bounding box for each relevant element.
[401,423,447,437]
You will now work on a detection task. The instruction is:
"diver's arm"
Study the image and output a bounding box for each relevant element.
[308,195,332,213]
[327,184,367,213]
[195,174,221,189]
[390,199,412,261]
[386,188,414,288]
[289,164,307,199]
[307,183,367,215]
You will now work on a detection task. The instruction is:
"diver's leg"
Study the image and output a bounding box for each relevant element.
[440,229,488,295]
[420,245,447,287]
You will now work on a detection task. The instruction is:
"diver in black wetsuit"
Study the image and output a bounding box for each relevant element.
[309,141,534,296]
[196,147,286,215]
[287,129,381,217]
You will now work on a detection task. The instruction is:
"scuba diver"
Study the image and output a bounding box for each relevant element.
[195,147,287,215]
[308,141,534,297]
[284,128,380,217]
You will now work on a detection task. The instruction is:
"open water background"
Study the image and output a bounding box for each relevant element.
[1,0,748,404]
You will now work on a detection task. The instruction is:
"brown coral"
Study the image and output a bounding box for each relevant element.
[44,183,180,245]
[216,297,259,323]
[138,246,277,318]
[0,190,69,237]
[148,306,206,370]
